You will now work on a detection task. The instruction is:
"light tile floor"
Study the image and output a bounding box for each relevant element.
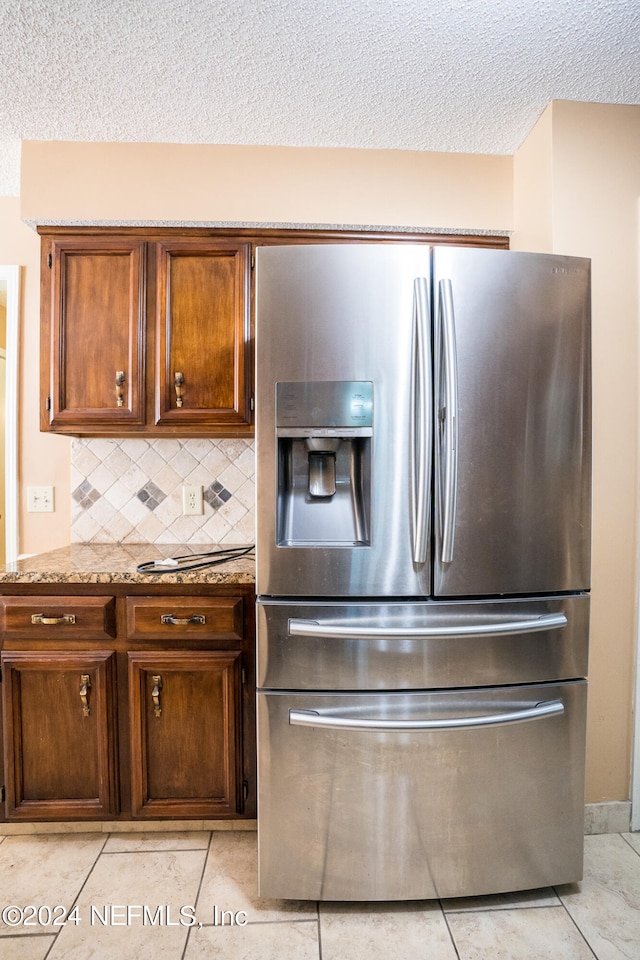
[0,830,638,959]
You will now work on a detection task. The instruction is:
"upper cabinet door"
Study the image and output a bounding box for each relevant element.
[154,241,252,431]
[44,238,146,429]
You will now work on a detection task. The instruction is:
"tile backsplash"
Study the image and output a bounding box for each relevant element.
[71,438,255,544]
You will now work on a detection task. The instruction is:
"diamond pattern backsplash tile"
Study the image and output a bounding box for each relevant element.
[71,438,255,545]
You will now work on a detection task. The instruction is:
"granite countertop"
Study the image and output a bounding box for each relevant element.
[0,543,256,585]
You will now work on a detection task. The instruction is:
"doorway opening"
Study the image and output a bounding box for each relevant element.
[0,265,19,563]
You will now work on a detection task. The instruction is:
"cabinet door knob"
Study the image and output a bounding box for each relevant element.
[115,370,126,407]
[174,371,185,407]
[79,674,91,717]
[160,614,206,626]
[151,675,163,717]
[31,613,76,625]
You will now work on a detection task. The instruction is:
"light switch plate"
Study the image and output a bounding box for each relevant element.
[27,485,54,512]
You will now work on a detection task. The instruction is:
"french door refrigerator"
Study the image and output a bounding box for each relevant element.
[255,243,591,901]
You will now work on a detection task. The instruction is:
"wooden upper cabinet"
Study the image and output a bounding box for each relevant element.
[39,231,252,437]
[154,241,251,430]
[42,237,146,430]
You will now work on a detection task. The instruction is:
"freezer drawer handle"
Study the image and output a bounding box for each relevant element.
[288,612,567,640]
[289,699,564,732]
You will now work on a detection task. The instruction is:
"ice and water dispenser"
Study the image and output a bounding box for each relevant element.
[275,381,373,546]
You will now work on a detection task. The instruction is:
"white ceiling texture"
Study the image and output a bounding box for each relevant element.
[0,0,638,195]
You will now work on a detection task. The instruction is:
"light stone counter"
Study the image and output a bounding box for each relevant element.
[0,543,255,585]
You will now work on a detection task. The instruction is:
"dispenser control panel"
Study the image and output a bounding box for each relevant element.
[276,381,373,434]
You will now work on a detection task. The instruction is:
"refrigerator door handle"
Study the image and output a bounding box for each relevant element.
[289,699,565,731]
[288,612,567,639]
[410,277,432,564]
[439,278,459,563]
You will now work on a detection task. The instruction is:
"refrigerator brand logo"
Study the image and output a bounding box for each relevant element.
[552,267,583,274]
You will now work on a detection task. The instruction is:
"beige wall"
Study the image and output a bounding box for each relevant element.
[0,197,72,554]
[512,105,554,253]
[514,101,640,803]
[21,141,513,232]
[1,115,638,804]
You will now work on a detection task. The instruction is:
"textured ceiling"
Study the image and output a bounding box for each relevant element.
[0,0,639,195]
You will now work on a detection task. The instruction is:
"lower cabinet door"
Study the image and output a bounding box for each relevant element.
[128,650,242,817]
[1,650,119,819]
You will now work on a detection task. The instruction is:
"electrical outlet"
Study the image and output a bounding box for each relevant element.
[182,485,204,516]
[27,485,55,513]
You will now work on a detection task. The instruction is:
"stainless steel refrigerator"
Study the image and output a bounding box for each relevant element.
[255,243,591,901]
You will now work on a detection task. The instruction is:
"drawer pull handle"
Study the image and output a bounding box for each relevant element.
[151,675,163,717]
[174,371,185,407]
[79,674,91,717]
[289,699,565,732]
[31,613,77,626]
[160,614,206,626]
[115,370,126,407]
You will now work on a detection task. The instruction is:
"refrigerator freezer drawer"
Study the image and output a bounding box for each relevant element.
[257,596,589,690]
[257,680,587,901]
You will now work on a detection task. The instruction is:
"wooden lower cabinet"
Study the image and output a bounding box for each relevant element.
[1,650,119,819]
[0,585,256,822]
[128,650,242,818]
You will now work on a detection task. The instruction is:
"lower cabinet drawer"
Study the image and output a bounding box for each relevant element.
[0,596,116,640]
[126,596,243,641]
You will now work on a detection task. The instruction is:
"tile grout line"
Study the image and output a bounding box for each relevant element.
[101,846,212,855]
[317,901,323,960]
[443,900,564,915]
[181,830,213,959]
[553,884,600,960]
[439,899,463,960]
[42,831,112,960]
[620,832,640,858]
